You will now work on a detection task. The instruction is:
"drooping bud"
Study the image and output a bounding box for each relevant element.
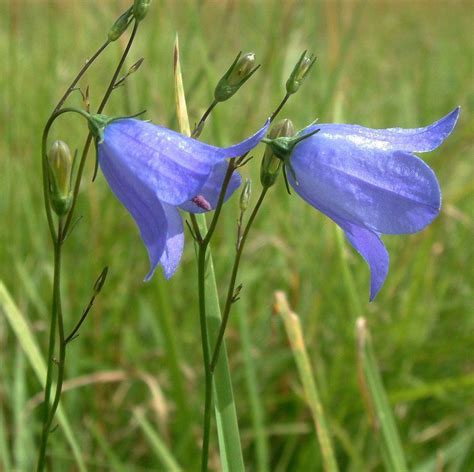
[239,178,251,212]
[286,50,316,95]
[260,119,295,188]
[48,140,73,216]
[108,7,133,41]
[214,52,260,102]
[132,0,152,22]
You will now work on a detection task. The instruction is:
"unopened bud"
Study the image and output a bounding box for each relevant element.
[108,7,132,41]
[286,50,316,95]
[260,119,295,188]
[48,140,73,215]
[133,0,152,22]
[239,178,251,212]
[214,52,260,102]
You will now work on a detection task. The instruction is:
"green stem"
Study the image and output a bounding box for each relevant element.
[269,93,290,122]
[53,40,110,114]
[62,21,139,238]
[36,223,62,472]
[193,86,292,470]
[41,106,94,243]
[37,23,139,469]
[210,187,268,373]
[198,246,213,472]
[45,224,66,429]
[203,159,236,246]
[192,99,218,138]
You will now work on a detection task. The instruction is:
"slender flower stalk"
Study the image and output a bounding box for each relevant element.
[210,186,268,372]
[192,90,295,470]
[36,223,62,472]
[63,21,139,237]
[37,20,140,471]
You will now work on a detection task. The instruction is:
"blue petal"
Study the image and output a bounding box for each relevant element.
[159,204,184,280]
[99,144,167,281]
[333,216,389,301]
[289,137,441,234]
[101,119,269,206]
[213,119,270,157]
[302,107,459,153]
[179,161,242,214]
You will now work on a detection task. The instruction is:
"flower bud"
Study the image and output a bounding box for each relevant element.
[214,52,259,102]
[260,119,295,188]
[133,0,152,22]
[239,178,251,212]
[108,7,132,42]
[48,140,73,216]
[286,50,316,95]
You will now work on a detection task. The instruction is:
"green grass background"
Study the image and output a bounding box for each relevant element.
[1,0,473,470]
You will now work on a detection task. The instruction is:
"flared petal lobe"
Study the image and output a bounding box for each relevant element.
[159,204,184,280]
[333,216,389,301]
[179,161,242,214]
[98,144,168,281]
[101,119,269,206]
[288,137,441,235]
[301,107,459,153]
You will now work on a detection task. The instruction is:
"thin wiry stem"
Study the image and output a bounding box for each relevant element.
[197,246,212,472]
[269,93,290,123]
[37,23,138,471]
[210,187,268,373]
[195,90,293,470]
[36,223,62,471]
[192,99,218,138]
[54,40,110,114]
[62,21,139,238]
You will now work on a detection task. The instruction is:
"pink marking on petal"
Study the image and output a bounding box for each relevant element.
[191,195,212,211]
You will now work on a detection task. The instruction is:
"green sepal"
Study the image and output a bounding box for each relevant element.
[260,119,295,188]
[261,126,320,189]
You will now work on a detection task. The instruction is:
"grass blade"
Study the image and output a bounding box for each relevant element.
[236,301,270,472]
[356,317,408,472]
[0,281,86,471]
[174,35,245,471]
[274,291,339,472]
[133,408,182,471]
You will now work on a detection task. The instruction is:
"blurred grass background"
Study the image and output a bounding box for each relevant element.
[1,0,473,470]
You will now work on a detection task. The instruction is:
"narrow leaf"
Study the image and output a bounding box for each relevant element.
[274,291,339,472]
[356,317,408,472]
[133,408,182,472]
[173,34,245,472]
[0,281,86,471]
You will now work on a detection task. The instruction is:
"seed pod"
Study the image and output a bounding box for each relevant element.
[108,7,132,41]
[214,52,260,102]
[286,50,316,95]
